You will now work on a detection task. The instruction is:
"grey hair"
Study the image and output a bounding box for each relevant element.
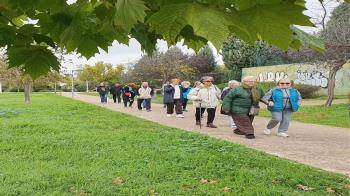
[228,80,240,87]
[201,76,214,82]
[242,76,257,82]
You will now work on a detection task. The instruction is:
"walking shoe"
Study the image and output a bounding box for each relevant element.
[146,110,151,112]
[196,121,201,125]
[263,129,271,135]
[245,134,256,139]
[176,114,184,118]
[166,114,172,117]
[207,123,217,128]
[233,129,245,135]
[277,132,289,137]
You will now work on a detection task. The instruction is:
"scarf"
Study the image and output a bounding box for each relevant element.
[242,83,260,106]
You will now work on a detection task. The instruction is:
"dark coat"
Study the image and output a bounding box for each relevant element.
[110,86,122,95]
[122,86,136,99]
[163,84,183,104]
[97,86,109,95]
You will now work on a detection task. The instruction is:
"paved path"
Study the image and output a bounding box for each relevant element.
[62,93,350,176]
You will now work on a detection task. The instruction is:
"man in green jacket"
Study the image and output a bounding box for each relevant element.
[222,76,265,139]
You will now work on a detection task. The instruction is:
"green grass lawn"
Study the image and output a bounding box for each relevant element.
[259,104,350,128]
[1,93,349,195]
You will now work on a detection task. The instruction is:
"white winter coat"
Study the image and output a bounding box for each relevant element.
[188,85,221,108]
[138,87,152,99]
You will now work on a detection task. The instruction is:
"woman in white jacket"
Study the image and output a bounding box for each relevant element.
[188,76,221,128]
[137,82,152,111]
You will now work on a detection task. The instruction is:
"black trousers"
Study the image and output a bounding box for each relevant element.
[195,107,216,124]
[123,97,134,107]
[112,93,121,103]
[183,98,189,110]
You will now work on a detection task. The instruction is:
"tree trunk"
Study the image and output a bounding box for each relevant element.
[54,80,57,94]
[23,82,31,104]
[325,63,343,107]
[22,75,32,104]
[0,81,2,93]
[86,80,89,93]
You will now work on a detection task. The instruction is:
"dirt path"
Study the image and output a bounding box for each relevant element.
[62,93,350,176]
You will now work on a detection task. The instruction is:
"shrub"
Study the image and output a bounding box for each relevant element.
[258,82,320,99]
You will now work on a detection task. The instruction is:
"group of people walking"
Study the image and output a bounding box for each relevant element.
[97,75,301,139]
[97,82,154,110]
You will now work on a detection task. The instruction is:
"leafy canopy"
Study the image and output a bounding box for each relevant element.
[0,0,336,78]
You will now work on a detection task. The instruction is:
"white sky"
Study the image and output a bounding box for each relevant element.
[63,0,340,70]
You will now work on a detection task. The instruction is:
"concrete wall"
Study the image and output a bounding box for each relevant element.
[242,63,350,95]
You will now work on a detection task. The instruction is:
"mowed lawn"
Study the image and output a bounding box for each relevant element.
[0,93,349,195]
[259,104,350,128]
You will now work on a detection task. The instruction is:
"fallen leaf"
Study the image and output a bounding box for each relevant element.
[297,184,314,191]
[200,178,209,184]
[149,189,157,196]
[345,184,350,189]
[223,186,231,192]
[112,177,124,186]
[325,187,335,193]
[272,179,281,185]
[209,180,218,184]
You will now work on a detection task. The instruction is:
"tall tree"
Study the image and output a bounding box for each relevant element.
[221,37,269,80]
[0,0,328,79]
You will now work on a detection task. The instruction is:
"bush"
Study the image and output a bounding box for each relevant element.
[293,84,321,99]
[258,82,320,99]
[216,83,227,90]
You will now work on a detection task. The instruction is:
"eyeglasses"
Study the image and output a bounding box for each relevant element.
[280,83,290,85]
[204,81,213,83]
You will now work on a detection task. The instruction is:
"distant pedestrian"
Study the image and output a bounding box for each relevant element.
[222,76,265,139]
[97,82,109,104]
[188,76,221,128]
[221,80,240,129]
[164,78,184,118]
[110,83,122,103]
[261,79,302,137]
[181,81,192,112]
[122,83,136,108]
[137,82,152,112]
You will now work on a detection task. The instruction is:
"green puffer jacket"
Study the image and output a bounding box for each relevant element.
[222,86,264,114]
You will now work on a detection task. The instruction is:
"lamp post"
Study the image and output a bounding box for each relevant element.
[70,69,83,98]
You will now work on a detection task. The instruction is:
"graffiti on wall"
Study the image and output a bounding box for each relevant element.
[294,70,328,88]
[258,71,288,82]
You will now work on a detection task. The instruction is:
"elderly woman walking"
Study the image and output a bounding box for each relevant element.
[137,82,152,112]
[222,76,264,139]
[188,76,221,128]
[181,81,192,112]
[261,79,302,137]
[163,78,184,118]
[221,80,240,129]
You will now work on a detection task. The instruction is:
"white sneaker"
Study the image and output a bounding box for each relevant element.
[166,114,172,117]
[176,114,184,118]
[277,132,289,137]
[263,129,271,135]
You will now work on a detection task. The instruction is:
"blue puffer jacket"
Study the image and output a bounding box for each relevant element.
[262,87,301,112]
[163,85,184,104]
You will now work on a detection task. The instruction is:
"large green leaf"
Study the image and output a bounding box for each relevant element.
[291,26,325,52]
[227,1,313,50]
[148,3,230,49]
[232,0,281,11]
[114,0,148,32]
[8,46,60,78]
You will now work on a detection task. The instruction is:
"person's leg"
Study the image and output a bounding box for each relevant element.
[99,94,104,103]
[113,94,117,103]
[266,112,282,129]
[195,108,205,125]
[167,103,174,114]
[145,99,151,110]
[174,99,183,115]
[123,97,128,107]
[137,99,143,110]
[229,116,236,128]
[129,99,134,107]
[207,108,216,124]
[278,109,293,133]
[231,113,255,137]
[183,98,188,110]
[117,94,121,103]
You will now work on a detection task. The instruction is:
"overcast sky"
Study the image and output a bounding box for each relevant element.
[64,0,340,70]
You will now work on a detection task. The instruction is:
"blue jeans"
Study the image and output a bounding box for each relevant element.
[100,94,108,103]
[138,99,151,110]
